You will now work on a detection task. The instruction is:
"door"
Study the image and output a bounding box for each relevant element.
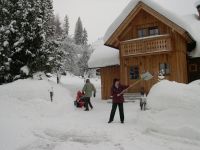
[127,65,141,93]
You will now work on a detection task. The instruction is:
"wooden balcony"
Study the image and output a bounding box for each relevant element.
[121,34,172,56]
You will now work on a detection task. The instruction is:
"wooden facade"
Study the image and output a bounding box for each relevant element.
[100,2,198,99]
[188,57,200,82]
[100,66,120,99]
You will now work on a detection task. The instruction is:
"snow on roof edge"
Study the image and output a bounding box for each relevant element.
[103,0,200,57]
[88,45,120,68]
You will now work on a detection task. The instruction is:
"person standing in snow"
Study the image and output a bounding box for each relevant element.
[108,79,129,124]
[140,87,147,110]
[48,87,54,102]
[57,72,61,84]
[82,79,96,111]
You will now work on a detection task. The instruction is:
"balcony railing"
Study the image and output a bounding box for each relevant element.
[121,34,172,56]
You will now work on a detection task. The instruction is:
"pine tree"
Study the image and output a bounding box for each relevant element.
[31,0,56,73]
[82,28,88,45]
[0,0,12,83]
[77,45,91,76]
[54,14,63,37]
[64,15,69,36]
[74,17,83,45]
[0,0,57,83]
[60,37,79,73]
[0,0,44,80]
[40,0,55,39]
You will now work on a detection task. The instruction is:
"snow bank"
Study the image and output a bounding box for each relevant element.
[139,80,200,141]
[148,80,200,110]
[88,45,120,68]
[0,79,72,150]
[20,65,29,75]
[104,0,200,57]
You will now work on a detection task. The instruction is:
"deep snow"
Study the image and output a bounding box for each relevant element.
[0,75,200,150]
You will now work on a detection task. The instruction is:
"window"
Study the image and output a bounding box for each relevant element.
[189,64,198,72]
[137,26,159,38]
[96,69,100,76]
[130,66,139,80]
[149,27,159,36]
[159,63,170,75]
[138,28,147,38]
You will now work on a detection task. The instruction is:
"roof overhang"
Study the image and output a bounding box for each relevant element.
[105,1,195,49]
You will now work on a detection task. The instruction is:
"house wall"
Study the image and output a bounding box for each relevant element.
[119,9,172,41]
[100,66,120,100]
[188,57,200,82]
[118,9,188,93]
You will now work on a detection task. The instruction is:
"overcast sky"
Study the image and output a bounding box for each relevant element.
[53,0,131,44]
[53,0,199,44]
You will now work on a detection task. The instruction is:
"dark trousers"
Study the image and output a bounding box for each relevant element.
[140,101,146,111]
[109,103,124,122]
[50,92,53,102]
[84,97,93,110]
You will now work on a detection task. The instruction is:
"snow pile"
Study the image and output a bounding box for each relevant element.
[0,79,72,150]
[88,45,119,68]
[20,65,29,75]
[3,41,9,47]
[139,80,200,142]
[104,0,200,57]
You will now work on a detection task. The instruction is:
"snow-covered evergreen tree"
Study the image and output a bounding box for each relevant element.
[54,14,63,37]
[64,15,69,37]
[0,0,57,83]
[40,0,55,38]
[74,17,83,45]
[0,1,12,83]
[59,37,79,74]
[77,45,91,76]
[82,28,88,45]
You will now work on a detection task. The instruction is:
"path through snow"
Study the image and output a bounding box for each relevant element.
[0,75,199,150]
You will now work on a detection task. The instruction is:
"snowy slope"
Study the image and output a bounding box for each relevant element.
[104,0,200,57]
[0,79,72,150]
[0,76,200,150]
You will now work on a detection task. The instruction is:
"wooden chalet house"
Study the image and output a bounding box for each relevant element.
[89,0,200,100]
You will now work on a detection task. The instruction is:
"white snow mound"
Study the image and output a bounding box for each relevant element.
[140,80,200,141]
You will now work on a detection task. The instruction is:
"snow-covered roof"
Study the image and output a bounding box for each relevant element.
[104,0,200,57]
[88,44,119,68]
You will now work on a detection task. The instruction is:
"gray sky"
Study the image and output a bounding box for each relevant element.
[53,0,131,43]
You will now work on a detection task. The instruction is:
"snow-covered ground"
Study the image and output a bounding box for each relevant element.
[0,75,200,150]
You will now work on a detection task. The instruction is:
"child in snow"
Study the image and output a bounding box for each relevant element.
[74,91,85,108]
[140,87,147,111]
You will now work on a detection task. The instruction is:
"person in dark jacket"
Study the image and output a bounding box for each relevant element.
[108,78,129,123]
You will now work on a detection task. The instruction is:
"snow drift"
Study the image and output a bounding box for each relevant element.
[139,80,200,142]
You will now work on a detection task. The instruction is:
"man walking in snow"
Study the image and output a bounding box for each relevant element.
[82,79,96,111]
